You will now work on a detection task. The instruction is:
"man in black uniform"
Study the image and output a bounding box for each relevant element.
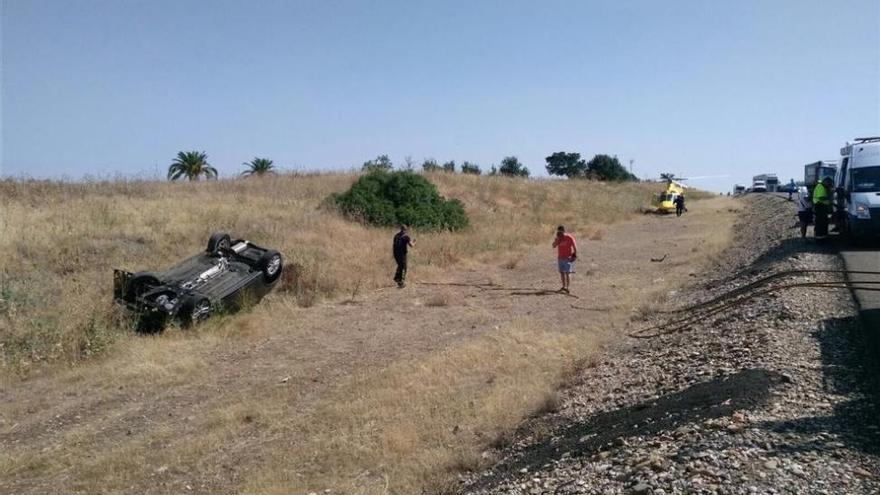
[393,224,414,288]
[674,194,686,217]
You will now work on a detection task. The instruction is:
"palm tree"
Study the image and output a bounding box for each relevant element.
[167,151,218,181]
[241,157,276,177]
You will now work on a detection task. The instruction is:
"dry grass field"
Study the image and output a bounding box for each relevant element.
[0,172,735,494]
[0,172,658,374]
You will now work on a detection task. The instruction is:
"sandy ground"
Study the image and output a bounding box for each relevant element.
[0,197,738,494]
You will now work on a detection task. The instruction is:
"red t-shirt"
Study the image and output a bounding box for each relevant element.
[555,233,577,260]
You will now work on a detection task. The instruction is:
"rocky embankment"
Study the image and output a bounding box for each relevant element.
[462,194,880,495]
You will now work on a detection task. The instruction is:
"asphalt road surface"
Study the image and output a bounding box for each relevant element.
[840,247,880,350]
[756,192,877,346]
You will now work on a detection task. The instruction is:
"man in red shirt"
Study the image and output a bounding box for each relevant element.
[552,225,577,293]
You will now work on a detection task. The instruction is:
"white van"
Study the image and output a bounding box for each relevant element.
[836,137,880,241]
[752,180,767,192]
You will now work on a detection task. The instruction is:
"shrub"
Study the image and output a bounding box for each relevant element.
[421,158,441,172]
[362,154,394,173]
[545,152,587,178]
[499,156,529,177]
[442,160,456,173]
[331,171,469,230]
[586,154,637,181]
[461,161,481,175]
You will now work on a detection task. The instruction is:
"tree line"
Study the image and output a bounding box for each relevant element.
[361,152,636,182]
[166,150,637,182]
[544,152,637,181]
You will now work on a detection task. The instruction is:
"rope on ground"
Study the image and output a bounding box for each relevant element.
[655,269,880,315]
[629,281,880,339]
[570,304,613,311]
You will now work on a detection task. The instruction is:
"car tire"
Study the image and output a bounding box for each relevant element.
[125,272,160,303]
[257,250,283,284]
[207,232,232,255]
[179,296,212,327]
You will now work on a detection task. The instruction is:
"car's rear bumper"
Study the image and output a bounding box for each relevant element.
[113,269,133,301]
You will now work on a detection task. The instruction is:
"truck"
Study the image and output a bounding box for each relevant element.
[753,173,779,192]
[835,137,880,241]
[804,160,838,188]
[733,184,746,195]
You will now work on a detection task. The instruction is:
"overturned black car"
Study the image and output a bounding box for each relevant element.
[114,233,283,329]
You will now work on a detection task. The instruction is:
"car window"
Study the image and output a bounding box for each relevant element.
[852,166,880,193]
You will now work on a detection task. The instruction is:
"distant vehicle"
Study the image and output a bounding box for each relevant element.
[752,179,767,193]
[778,180,798,194]
[733,184,746,195]
[753,173,779,192]
[835,137,880,241]
[804,160,838,189]
[114,233,283,329]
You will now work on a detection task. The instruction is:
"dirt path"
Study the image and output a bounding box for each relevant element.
[0,197,738,494]
[462,194,880,495]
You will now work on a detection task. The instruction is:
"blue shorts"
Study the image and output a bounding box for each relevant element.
[558,260,574,273]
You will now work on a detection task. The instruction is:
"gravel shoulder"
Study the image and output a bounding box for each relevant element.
[461,193,880,495]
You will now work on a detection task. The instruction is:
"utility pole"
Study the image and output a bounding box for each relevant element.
[629,159,634,175]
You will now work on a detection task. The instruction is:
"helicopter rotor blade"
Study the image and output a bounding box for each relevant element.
[676,174,731,181]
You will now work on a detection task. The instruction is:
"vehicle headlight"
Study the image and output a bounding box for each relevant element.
[855,203,871,219]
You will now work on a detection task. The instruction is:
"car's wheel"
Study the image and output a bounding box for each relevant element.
[845,220,867,247]
[125,272,160,303]
[257,250,283,284]
[180,296,212,327]
[207,232,232,254]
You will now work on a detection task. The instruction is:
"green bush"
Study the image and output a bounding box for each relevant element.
[461,161,481,175]
[499,156,529,177]
[587,154,637,181]
[362,154,394,172]
[331,171,469,230]
[421,158,441,172]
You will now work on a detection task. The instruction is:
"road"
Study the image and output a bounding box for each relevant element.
[760,192,877,349]
[840,247,880,351]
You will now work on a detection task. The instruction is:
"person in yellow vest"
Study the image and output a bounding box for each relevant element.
[812,176,833,238]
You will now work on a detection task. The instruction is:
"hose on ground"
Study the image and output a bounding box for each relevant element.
[629,280,880,339]
[655,269,880,315]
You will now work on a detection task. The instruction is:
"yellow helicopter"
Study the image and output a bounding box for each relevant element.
[652,173,688,214]
[650,173,728,213]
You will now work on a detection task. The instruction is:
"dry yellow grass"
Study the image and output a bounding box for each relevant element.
[0,173,739,495]
[2,316,593,495]
[242,318,600,495]
[0,172,656,375]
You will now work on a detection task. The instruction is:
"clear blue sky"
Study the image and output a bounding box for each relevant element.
[2,0,878,192]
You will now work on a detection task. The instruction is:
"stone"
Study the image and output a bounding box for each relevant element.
[853,467,873,477]
[631,482,652,494]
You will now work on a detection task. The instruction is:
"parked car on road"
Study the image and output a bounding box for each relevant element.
[836,137,880,241]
